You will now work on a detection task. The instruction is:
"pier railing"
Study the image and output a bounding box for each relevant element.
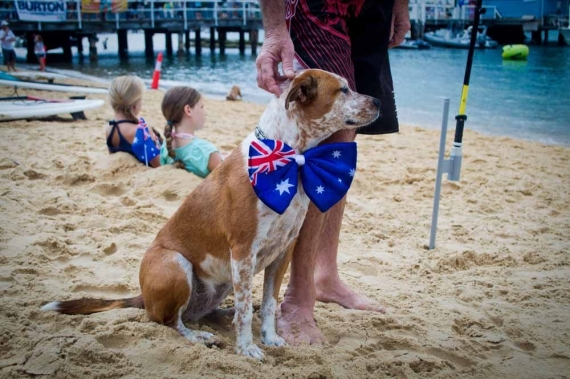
[1,0,262,30]
[409,2,500,23]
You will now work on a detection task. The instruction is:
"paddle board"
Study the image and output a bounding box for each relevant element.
[0,99,104,121]
[10,71,69,81]
[0,79,108,94]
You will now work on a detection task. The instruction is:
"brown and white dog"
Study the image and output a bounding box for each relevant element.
[41,69,380,360]
[226,85,243,101]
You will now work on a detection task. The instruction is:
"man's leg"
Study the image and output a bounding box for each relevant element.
[314,0,396,310]
[278,129,357,345]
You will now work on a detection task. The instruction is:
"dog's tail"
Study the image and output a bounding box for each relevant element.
[41,295,144,315]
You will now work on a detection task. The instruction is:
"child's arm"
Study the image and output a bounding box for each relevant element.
[207,152,223,172]
[149,155,161,168]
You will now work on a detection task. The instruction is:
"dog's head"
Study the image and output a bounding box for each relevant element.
[282,69,380,150]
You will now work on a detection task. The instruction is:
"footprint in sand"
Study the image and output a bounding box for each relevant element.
[24,170,46,180]
[103,243,118,255]
[90,183,128,197]
[161,189,179,202]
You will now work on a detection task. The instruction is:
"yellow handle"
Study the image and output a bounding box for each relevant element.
[459,84,469,115]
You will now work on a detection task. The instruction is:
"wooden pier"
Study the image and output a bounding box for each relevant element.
[5,0,263,63]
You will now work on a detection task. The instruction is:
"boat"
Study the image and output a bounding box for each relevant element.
[424,25,498,49]
[395,39,431,50]
[0,96,104,121]
[0,78,108,94]
[502,44,529,60]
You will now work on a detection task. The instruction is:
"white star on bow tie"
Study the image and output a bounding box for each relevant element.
[332,150,341,158]
[349,168,356,177]
[275,179,295,195]
[316,185,325,194]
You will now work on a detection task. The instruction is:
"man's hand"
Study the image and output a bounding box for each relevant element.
[389,0,411,48]
[255,31,295,97]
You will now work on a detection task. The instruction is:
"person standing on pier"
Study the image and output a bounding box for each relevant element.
[0,21,17,72]
[33,34,46,72]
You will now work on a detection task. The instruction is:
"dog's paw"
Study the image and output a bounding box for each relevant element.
[236,343,264,360]
[181,330,218,347]
[261,334,287,347]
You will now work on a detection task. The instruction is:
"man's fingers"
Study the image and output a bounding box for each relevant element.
[260,59,282,96]
[281,45,296,79]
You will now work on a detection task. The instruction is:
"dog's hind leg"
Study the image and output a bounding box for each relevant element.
[260,242,295,347]
[140,248,217,345]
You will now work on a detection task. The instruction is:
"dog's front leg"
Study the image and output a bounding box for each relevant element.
[230,248,263,360]
[260,242,295,347]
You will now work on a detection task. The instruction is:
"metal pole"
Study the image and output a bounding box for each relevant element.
[429,99,450,250]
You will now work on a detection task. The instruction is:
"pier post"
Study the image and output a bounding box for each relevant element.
[185,31,191,52]
[145,30,154,57]
[62,35,72,62]
[195,29,202,55]
[239,29,245,54]
[166,32,173,56]
[250,29,258,56]
[219,29,227,55]
[558,31,567,46]
[118,29,129,60]
[25,32,35,63]
[178,32,185,56]
[210,27,216,53]
[89,34,98,62]
[77,35,84,57]
[531,30,542,44]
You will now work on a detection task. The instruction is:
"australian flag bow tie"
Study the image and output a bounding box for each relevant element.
[248,139,357,214]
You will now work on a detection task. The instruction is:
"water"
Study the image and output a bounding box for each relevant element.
[37,32,570,146]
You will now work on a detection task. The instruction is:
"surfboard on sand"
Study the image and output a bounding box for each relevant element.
[0,78,108,94]
[9,71,69,82]
[0,98,104,121]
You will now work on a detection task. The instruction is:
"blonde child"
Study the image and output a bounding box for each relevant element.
[161,86,222,178]
[105,75,162,167]
[33,34,46,72]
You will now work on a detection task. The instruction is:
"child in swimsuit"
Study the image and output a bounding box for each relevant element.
[105,75,162,168]
[160,87,222,178]
[33,34,46,72]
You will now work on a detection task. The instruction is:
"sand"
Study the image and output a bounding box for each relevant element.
[0,74,569,379]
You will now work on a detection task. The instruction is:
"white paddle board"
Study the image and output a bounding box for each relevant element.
[0,99,104,121]
[9,71,68,81]
[0,79,108,94]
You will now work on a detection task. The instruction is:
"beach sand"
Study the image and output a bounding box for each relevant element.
[0,75,569,379]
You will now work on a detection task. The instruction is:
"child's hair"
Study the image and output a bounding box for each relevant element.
[34,34,43,42]
[108,75,145,121]
[162,86,202,168]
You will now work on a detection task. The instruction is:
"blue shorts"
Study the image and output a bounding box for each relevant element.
[287,0,398,135]
[2,48,16,65]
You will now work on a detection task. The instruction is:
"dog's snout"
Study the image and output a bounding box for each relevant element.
[372,98,381,109]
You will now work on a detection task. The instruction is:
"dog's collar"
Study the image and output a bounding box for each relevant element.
[254,126,268,140]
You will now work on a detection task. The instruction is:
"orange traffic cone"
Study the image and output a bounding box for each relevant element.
[151,52,163,89]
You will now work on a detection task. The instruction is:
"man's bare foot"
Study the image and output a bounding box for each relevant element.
[316,277,386,313]
[277,301,326,346]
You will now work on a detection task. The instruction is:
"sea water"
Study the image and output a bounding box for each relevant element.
[25,31,570,146]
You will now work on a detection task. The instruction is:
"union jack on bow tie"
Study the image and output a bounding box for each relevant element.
[248,138,357,214]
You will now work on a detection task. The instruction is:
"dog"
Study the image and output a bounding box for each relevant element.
[226,85,242,101]
[41,69,380,360]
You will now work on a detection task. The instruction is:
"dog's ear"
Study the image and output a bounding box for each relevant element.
[285,73,318,110]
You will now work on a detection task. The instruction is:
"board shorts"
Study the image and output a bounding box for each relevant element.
[2,49,16,65]
[286,0,398,135]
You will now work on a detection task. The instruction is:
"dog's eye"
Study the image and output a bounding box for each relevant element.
[340,87,349,94]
